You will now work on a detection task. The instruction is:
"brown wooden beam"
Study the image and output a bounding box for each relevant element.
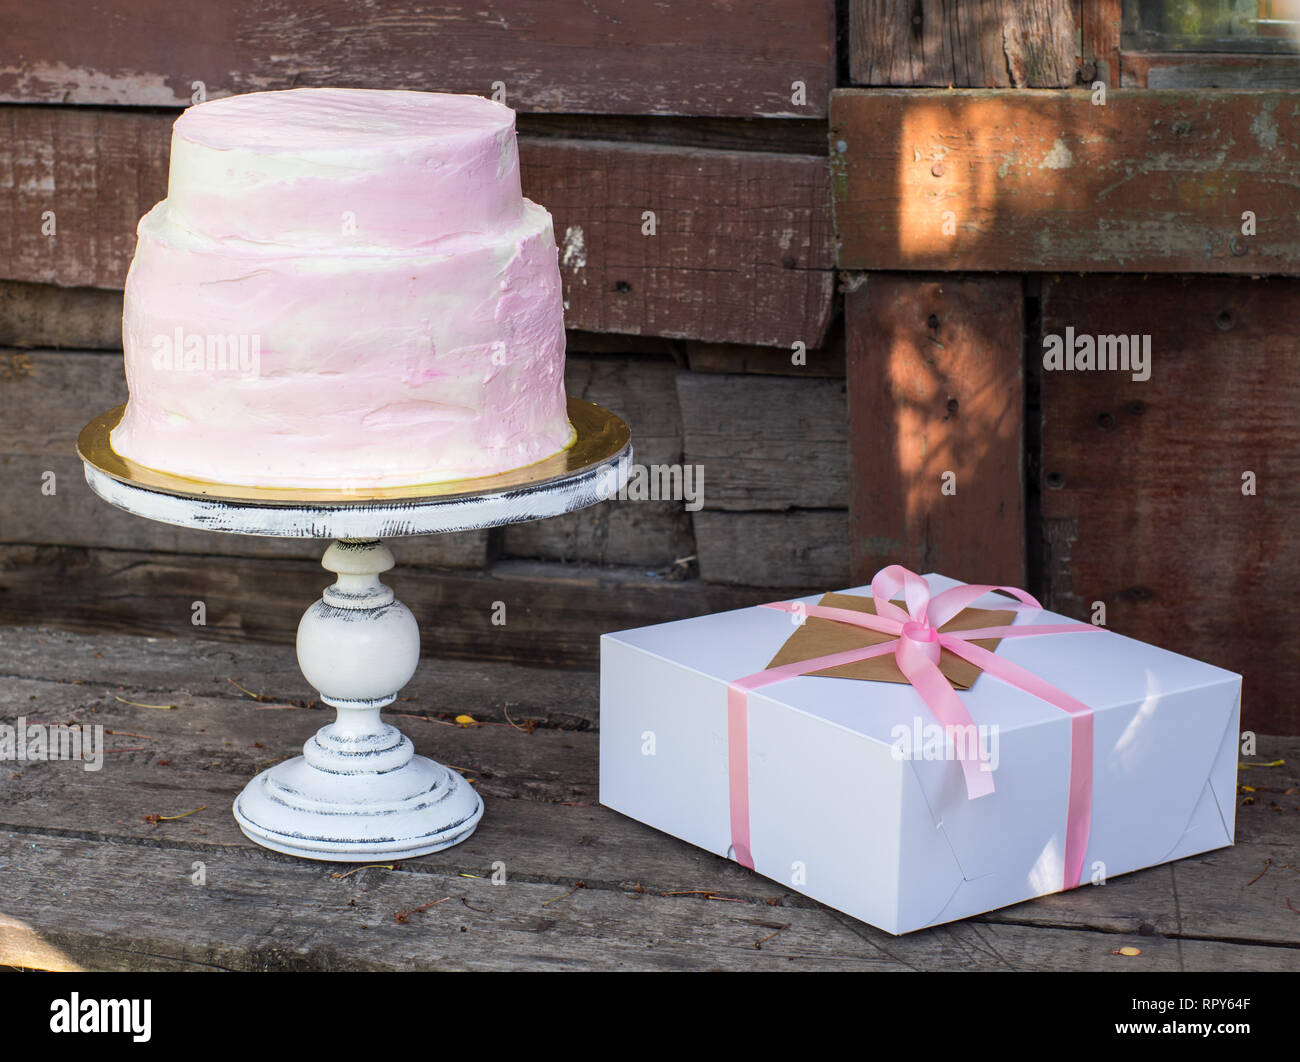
[848,0,1079,88]
[0,0,836,118]
[831,88,1300,275]
[1122,52,1300,90]
[677,372,848,511]
[1039,274,1300,736]
[846,275,1025,588]
[1081,0,1123,85]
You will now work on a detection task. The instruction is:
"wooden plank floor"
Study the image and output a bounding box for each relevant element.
[0,626,1296,971]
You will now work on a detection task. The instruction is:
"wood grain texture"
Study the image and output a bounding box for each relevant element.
[0,548,775,667]
[0,108,835,346]
[849,0,1079,87]
[830,88,1300,274]
[0,349,489,569]
[1,625,1296,970]
[502,356,694,568]
[1039,275,1300,736]
[676,372,848,510]
[692,510,849,589]
[685,322,847,378]
[0,107,172,291]
[0,0,836,118]
[14,831,1293,971]
[1081,0,1122,85]
[523,139,834,346]
[846,276,1025,587]
[1122,52,1300,90]
[676,371,849,588]
[0,673,785,909]
[517,114,831,156]
[0,282,123,349]
[0,625,603,728]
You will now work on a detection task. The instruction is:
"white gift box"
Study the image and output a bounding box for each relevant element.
[598,573,1241,934]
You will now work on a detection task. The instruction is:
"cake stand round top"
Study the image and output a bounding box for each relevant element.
[78,397,631,539]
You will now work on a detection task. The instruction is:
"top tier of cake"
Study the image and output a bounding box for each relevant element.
[110,88,572,489]
[165,88,524,249]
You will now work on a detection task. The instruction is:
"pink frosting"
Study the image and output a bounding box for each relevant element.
[166,88,524,248]
[111,89,570,488]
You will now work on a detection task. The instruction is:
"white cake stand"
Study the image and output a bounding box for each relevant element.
[77,399,631,861]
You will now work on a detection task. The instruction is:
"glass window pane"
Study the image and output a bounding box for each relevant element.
[1124,0,1300,53]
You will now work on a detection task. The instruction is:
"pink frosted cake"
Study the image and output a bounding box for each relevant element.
[110,88,572,488]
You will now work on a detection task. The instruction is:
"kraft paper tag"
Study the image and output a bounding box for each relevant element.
[765,592,1016,690]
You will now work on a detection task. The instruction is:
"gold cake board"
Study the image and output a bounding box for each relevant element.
[77,397,632,539]
[79,396,630,505]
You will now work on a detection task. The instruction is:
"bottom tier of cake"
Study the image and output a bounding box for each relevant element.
[111,200,571,488]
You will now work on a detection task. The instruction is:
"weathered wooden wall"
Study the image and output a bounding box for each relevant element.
[838,3,1300,734]
[1,0,836,116]
[846,276,1024,588]
[830,88,1300,275]
[1037,275,1300,729]
[848,0,1078,88]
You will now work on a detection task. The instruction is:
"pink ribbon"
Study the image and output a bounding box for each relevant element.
[725,565,1101,890]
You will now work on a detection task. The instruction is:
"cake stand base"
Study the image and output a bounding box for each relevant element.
[226,538,486,861]
[234,742,483,862]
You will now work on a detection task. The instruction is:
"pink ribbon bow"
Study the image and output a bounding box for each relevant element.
[726,565,1102,890]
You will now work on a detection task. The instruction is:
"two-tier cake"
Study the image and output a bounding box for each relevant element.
[110,88,572,488]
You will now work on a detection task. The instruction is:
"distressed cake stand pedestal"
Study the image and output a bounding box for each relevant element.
[77,398,630,862]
